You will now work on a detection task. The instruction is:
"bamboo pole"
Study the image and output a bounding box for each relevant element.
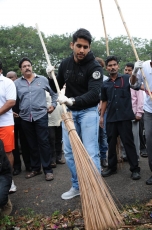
[99,0,109,56]
[35,23,67,113]
[114,0,152,100]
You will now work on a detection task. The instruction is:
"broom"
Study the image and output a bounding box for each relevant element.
[114,0,152,100]
[35,23,124,230]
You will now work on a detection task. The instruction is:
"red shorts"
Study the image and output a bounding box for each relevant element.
[0,125,14,152]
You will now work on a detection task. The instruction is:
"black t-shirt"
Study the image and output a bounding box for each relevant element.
[101,73,135,122]
[49,51,103,110]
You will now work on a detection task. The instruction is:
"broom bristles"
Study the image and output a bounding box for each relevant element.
[62,112,124,230]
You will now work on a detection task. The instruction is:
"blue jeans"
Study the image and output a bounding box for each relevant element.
[0,175,12,208]
[144,111,152,171]
[99,113,108,160]
[62,106,100,190]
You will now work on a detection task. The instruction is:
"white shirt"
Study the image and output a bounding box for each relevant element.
[0,74,16,127]
[103,75,109,81]
[137,60,152,113]
[45,91,63,126]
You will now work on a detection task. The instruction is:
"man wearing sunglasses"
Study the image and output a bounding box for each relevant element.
[100,56,141,180]
[47,28,103,200]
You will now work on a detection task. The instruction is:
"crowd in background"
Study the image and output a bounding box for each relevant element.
[0,28,152,217]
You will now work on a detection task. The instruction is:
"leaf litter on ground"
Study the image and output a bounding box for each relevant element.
[1,201,152,230]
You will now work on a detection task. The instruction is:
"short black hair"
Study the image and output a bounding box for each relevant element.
[125,62,134,69]
[0,60,2,70]
[19,57,32,68]
[105,56,119,66]
[72,28,92,45]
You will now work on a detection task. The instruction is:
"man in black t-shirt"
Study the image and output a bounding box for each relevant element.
[100,56,140,180]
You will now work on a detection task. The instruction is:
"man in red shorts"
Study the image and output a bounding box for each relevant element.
[0,61,16,192]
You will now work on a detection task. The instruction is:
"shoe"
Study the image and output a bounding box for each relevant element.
[0,199,12,216]
[131,171,141,180]
[13,169,21,176]
[140,150,148,157]
[26,167,32,172]
[45,173,54,181]
[101,159,108,168]
[101,168,117,177]
[25,170,42,179]
[146,176,152,185]
[51,163,57,168]
[56,159,65,164]
[61,187,80,200]
[123,157,128,162]
[9,180,17,194]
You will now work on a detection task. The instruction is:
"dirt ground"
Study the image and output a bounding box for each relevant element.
[10,155,152,216]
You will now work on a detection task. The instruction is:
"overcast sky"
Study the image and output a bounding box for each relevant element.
[0,0,151,41]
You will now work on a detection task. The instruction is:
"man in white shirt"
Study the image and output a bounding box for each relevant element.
[0,61,16,192]
[130,59,152,185]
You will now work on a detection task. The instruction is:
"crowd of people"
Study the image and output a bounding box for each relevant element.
[0,28,152,216]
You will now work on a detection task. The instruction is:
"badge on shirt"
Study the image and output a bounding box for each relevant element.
[92,71,101,79]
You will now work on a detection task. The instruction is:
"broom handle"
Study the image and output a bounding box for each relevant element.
[35,23,67,113]
[99,0,109,56]
[114,0,152,100]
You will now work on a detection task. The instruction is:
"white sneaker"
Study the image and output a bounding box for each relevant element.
[61,187,80,200]
[9,180,17,193]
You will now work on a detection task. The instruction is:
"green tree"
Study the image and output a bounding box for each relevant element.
[0,25,151,77]
[0,24,47,76]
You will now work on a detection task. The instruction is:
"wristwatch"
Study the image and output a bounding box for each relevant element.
[70,97,75,104]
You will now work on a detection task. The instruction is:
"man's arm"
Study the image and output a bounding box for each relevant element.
[130,60,143,88]
[99,101,107,128]
[0,100,16,115]
[135,90,144,121]
[0,79,16,115]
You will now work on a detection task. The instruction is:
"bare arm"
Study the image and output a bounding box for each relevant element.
[140,84,144,90]
[99,101,107,128]
[0,100,16,115]
[130,74,137,85]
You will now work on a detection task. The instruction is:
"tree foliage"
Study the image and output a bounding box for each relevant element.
[0,24,151,76]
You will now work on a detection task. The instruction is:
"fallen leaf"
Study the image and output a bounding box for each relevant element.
[132,208,140,213]
[146,200,152,206]
[26,218,34,224]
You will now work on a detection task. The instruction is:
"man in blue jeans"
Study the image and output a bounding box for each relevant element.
[0,139,12,216]
[47,28,103,199]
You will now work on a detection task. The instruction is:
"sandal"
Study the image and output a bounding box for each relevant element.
[45,173,54,181]
[25,171,42,179]
[51,163,57,168]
